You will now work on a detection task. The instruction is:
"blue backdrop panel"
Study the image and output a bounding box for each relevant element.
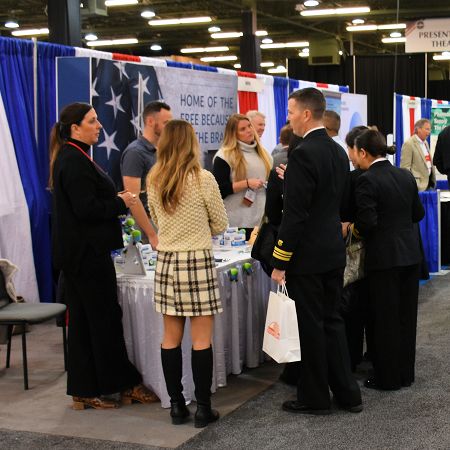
[419,191,439,273]
[57,57,91,115]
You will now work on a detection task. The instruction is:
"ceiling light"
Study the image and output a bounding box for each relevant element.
[211,30,267,39]
[149,17,212,26]
[262,38,273,44]
[5,20,19,29]
[304,0,319,6]
[433,52,450,61]
[140,10,156,19]
[299,52,309,58]
[260,62,274,67]
[378,23,406,30]
[302,47,309,53]
[180,46,229,53]
[301,6,370,17]
[87,38,138,46]
[347,23,406,32]
[84,33,98,41]
[352,18,365,24]
[381,37,406,43]
[12,28,49,36]
[105,0,138,6]
[208,26,221,33]
[390,32,402,38]
[234,63,241,68]
[151,44,162,51]
[268,65,287,74]
[339,50,343,55]
[200,55,237,62]
[261,41,309,49]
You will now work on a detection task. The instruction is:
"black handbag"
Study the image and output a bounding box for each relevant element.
[251,218,278,277]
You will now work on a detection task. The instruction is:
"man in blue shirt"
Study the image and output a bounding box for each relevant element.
[120,101,172,247]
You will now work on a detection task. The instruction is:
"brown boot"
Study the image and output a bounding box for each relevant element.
[121,383,159,405]
[72,396,119,410]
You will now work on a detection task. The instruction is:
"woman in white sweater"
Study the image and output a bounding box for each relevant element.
[212,113,272,240]
[147,120,228,428]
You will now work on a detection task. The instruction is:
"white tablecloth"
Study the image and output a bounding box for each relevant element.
[117,251,273,408]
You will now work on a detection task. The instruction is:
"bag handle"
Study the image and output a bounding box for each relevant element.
[277,282,289,298]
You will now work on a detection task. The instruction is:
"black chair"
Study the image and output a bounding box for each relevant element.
[0,263,67,390]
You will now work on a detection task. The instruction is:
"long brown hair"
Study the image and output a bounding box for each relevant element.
[221,113,272,181]
[48,102,93,189]
[147,120,201,214]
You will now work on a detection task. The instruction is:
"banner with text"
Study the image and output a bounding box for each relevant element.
[405,18,450,53]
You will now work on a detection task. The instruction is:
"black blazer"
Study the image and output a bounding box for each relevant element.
[354,160,425,271]
[271,128,349,275]
[433,125,450,176]
[51,139,127,273]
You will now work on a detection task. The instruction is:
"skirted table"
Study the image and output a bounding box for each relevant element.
[116,251,273,408]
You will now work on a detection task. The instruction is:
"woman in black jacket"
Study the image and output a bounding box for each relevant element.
[351,130,425,390]
[50,103,157,410]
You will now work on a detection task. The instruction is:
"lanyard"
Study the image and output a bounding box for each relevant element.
[66,141,105,173]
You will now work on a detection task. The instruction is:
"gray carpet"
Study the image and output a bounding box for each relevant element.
[179,273,450,450]
[2,273,449,449]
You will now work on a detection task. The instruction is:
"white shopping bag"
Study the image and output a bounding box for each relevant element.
[262,284,301,363]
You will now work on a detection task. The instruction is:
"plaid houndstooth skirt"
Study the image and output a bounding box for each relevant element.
[154,249,222,316]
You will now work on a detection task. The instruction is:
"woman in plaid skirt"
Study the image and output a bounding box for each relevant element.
[147,120,228,428]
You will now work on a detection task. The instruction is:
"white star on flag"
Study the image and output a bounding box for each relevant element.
[97,129,120,159]
[130,112,142,136]
[133,72,151,96]
[91,77,99,98]
[105,87,125,118]
[113,61,129,81]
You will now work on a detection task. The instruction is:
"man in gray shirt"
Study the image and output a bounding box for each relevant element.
[120,101,172,247]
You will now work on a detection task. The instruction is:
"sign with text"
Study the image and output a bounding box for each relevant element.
[405,18,450,53]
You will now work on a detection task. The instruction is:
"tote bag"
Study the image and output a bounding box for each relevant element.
[343,230,365,287]
[262,284,301,363]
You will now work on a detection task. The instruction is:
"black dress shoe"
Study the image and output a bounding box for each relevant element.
[336,402,363,413]
[364,378,401,391]
[282,400,331,416]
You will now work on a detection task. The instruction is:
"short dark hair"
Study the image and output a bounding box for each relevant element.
[279,125,294,146]
[345,125,368,148]
[142,101,171,122]
[355,129,396,157]
[288,87,325,121]
[323,110,341,133]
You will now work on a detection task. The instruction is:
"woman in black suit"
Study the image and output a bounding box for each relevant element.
[50,103,157,409]
[352,130,425,390]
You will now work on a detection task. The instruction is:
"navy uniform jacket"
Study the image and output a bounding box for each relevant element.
[354,160,424,271]
[52,138,127,274]
[271,128,349,275]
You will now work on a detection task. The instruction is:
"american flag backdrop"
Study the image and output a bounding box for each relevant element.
[91,58,163,187]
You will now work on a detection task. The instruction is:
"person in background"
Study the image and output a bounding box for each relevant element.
[272,124,294,168]
[246,110,266,138]
[400,119,435,191]
[271,88,362,415]
[212,113,272,240]
[50,102,158,411]
[323,110,354,170]
[433,124,450,187]
[147,120,228,428]
[352,129,424,390]
[120,101,173,248]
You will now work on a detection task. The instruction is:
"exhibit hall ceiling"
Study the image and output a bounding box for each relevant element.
[1,1,449,71]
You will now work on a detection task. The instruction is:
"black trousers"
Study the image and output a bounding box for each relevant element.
[287,268,361,409]
[367,264,420,389]
[64,251,141,397]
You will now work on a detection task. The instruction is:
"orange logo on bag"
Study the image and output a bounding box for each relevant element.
[267,322,280,339]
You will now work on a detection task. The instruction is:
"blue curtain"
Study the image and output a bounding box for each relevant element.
[193,64,218,72]
[419,191,439,273]
[288,78,299,94]
[395,94,404,167]
[273,76,288,140]
[0,37,52,301]
[339,85,350,93]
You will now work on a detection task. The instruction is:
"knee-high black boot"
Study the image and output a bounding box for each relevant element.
[161,347,190,425]
[192,346,219,428]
